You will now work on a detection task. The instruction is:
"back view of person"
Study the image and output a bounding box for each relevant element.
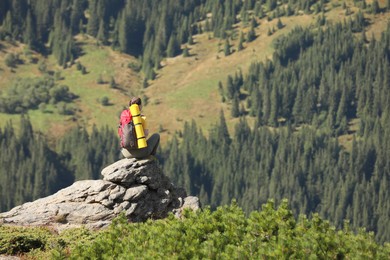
[118,97,160,159]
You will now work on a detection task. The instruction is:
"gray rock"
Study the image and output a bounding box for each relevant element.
[0,255,20,260]
[183,196,201,211]
[101,158,154,187]
[123,185,148,201]
[0,157,200,231]
[125,203,138,217]
[174,196,201,219]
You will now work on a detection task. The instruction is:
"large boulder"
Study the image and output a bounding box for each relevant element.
[0,157,200,230]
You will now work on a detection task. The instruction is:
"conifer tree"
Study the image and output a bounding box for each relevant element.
[167,33,180,57]
[109,76,117,89]
[183,45,190,57]
[11,0,28,39]
[262,87,271,123]
[267,0,277,11]
[269,85,278,125]
[188,33,194,45]
[111,18,120,50]
[336,87,347,125]
[3,11,13,35]
[70,0,85,33]
[277,18,284,29]
[216,110,231,145]
[97,19,108,45]
[87,0,99,37]
[267,27,273,36]
[232,94,240,118]
[254,2,262,18]
[238,31,245,51]
[249,87,261,117]
[286,4,293,16]
[218,81,225,102]
[24,10,36,49]
[247,19,256,42]
[226,75,235,99]
[118,12,128,53]
[371,0,380,14]
[224,38,231,56]
[205,19,211,32]
[0,1,7,24]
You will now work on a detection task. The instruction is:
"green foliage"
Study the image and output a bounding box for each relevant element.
[231,94,240,117]
[371,0,380,14]
[1,0,390,250]
[0,225,95,258]
[237,31,245,51]
[0,116,72,212]
[0,117,120,212]
[0,76,77,114]
[66,201,390,259]
[183,45,190,57]
[0,226,50,255]
[277,18,284,29]
[162,101,390,243]
[127,60,141,72]
[246,20,257,43]
[167,33,181,57]
[38,60,47,73]
[224,38,231,56]
[100,96,110,106]
[1,201,388,258]
[0,0,323,74]
[96,74,104,84]
[4,53,18,68]
[56,125,119,181]
[109,76,117,89]
[56,102,76,115]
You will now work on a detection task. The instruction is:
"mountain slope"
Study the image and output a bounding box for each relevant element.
[0,1,388,144]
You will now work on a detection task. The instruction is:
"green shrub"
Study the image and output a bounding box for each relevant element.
[0,226,50,255]
[4,53,17,68]
[100,96,110,106]
[0,225,95,258]
[0,76,77,114]
[2,201,389,258]
[127,61,142,72]
[68,200,390,259]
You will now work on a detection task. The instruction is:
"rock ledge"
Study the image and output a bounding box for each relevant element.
[0,157,200,230]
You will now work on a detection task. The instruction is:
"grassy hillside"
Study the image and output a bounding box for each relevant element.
[0,0,389,145]
[0,36,142,142]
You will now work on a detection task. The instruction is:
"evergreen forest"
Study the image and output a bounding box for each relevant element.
[161,20,390,243]
[1,0,390,255]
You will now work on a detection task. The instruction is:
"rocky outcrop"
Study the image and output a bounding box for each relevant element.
[0,157,200,230]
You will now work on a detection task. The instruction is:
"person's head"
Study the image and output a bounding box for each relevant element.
[129,97,142,109]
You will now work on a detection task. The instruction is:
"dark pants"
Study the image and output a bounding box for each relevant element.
[122,133,160,159]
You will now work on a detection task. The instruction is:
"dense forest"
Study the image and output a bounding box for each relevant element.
[0,0,332,79]
[0,117,119,212]
[162,22,390,243]
[1,0,390,246]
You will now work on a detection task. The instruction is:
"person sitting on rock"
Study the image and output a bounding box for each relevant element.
[118,97,160,159]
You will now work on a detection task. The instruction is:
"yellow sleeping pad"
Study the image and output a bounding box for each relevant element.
[130,104,147,148]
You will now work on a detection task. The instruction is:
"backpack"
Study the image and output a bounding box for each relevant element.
[118,109,137,149]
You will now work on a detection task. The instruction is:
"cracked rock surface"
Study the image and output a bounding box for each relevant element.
[0,157,200,230]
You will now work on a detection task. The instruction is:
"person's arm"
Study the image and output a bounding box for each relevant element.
[141,115,149,137]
